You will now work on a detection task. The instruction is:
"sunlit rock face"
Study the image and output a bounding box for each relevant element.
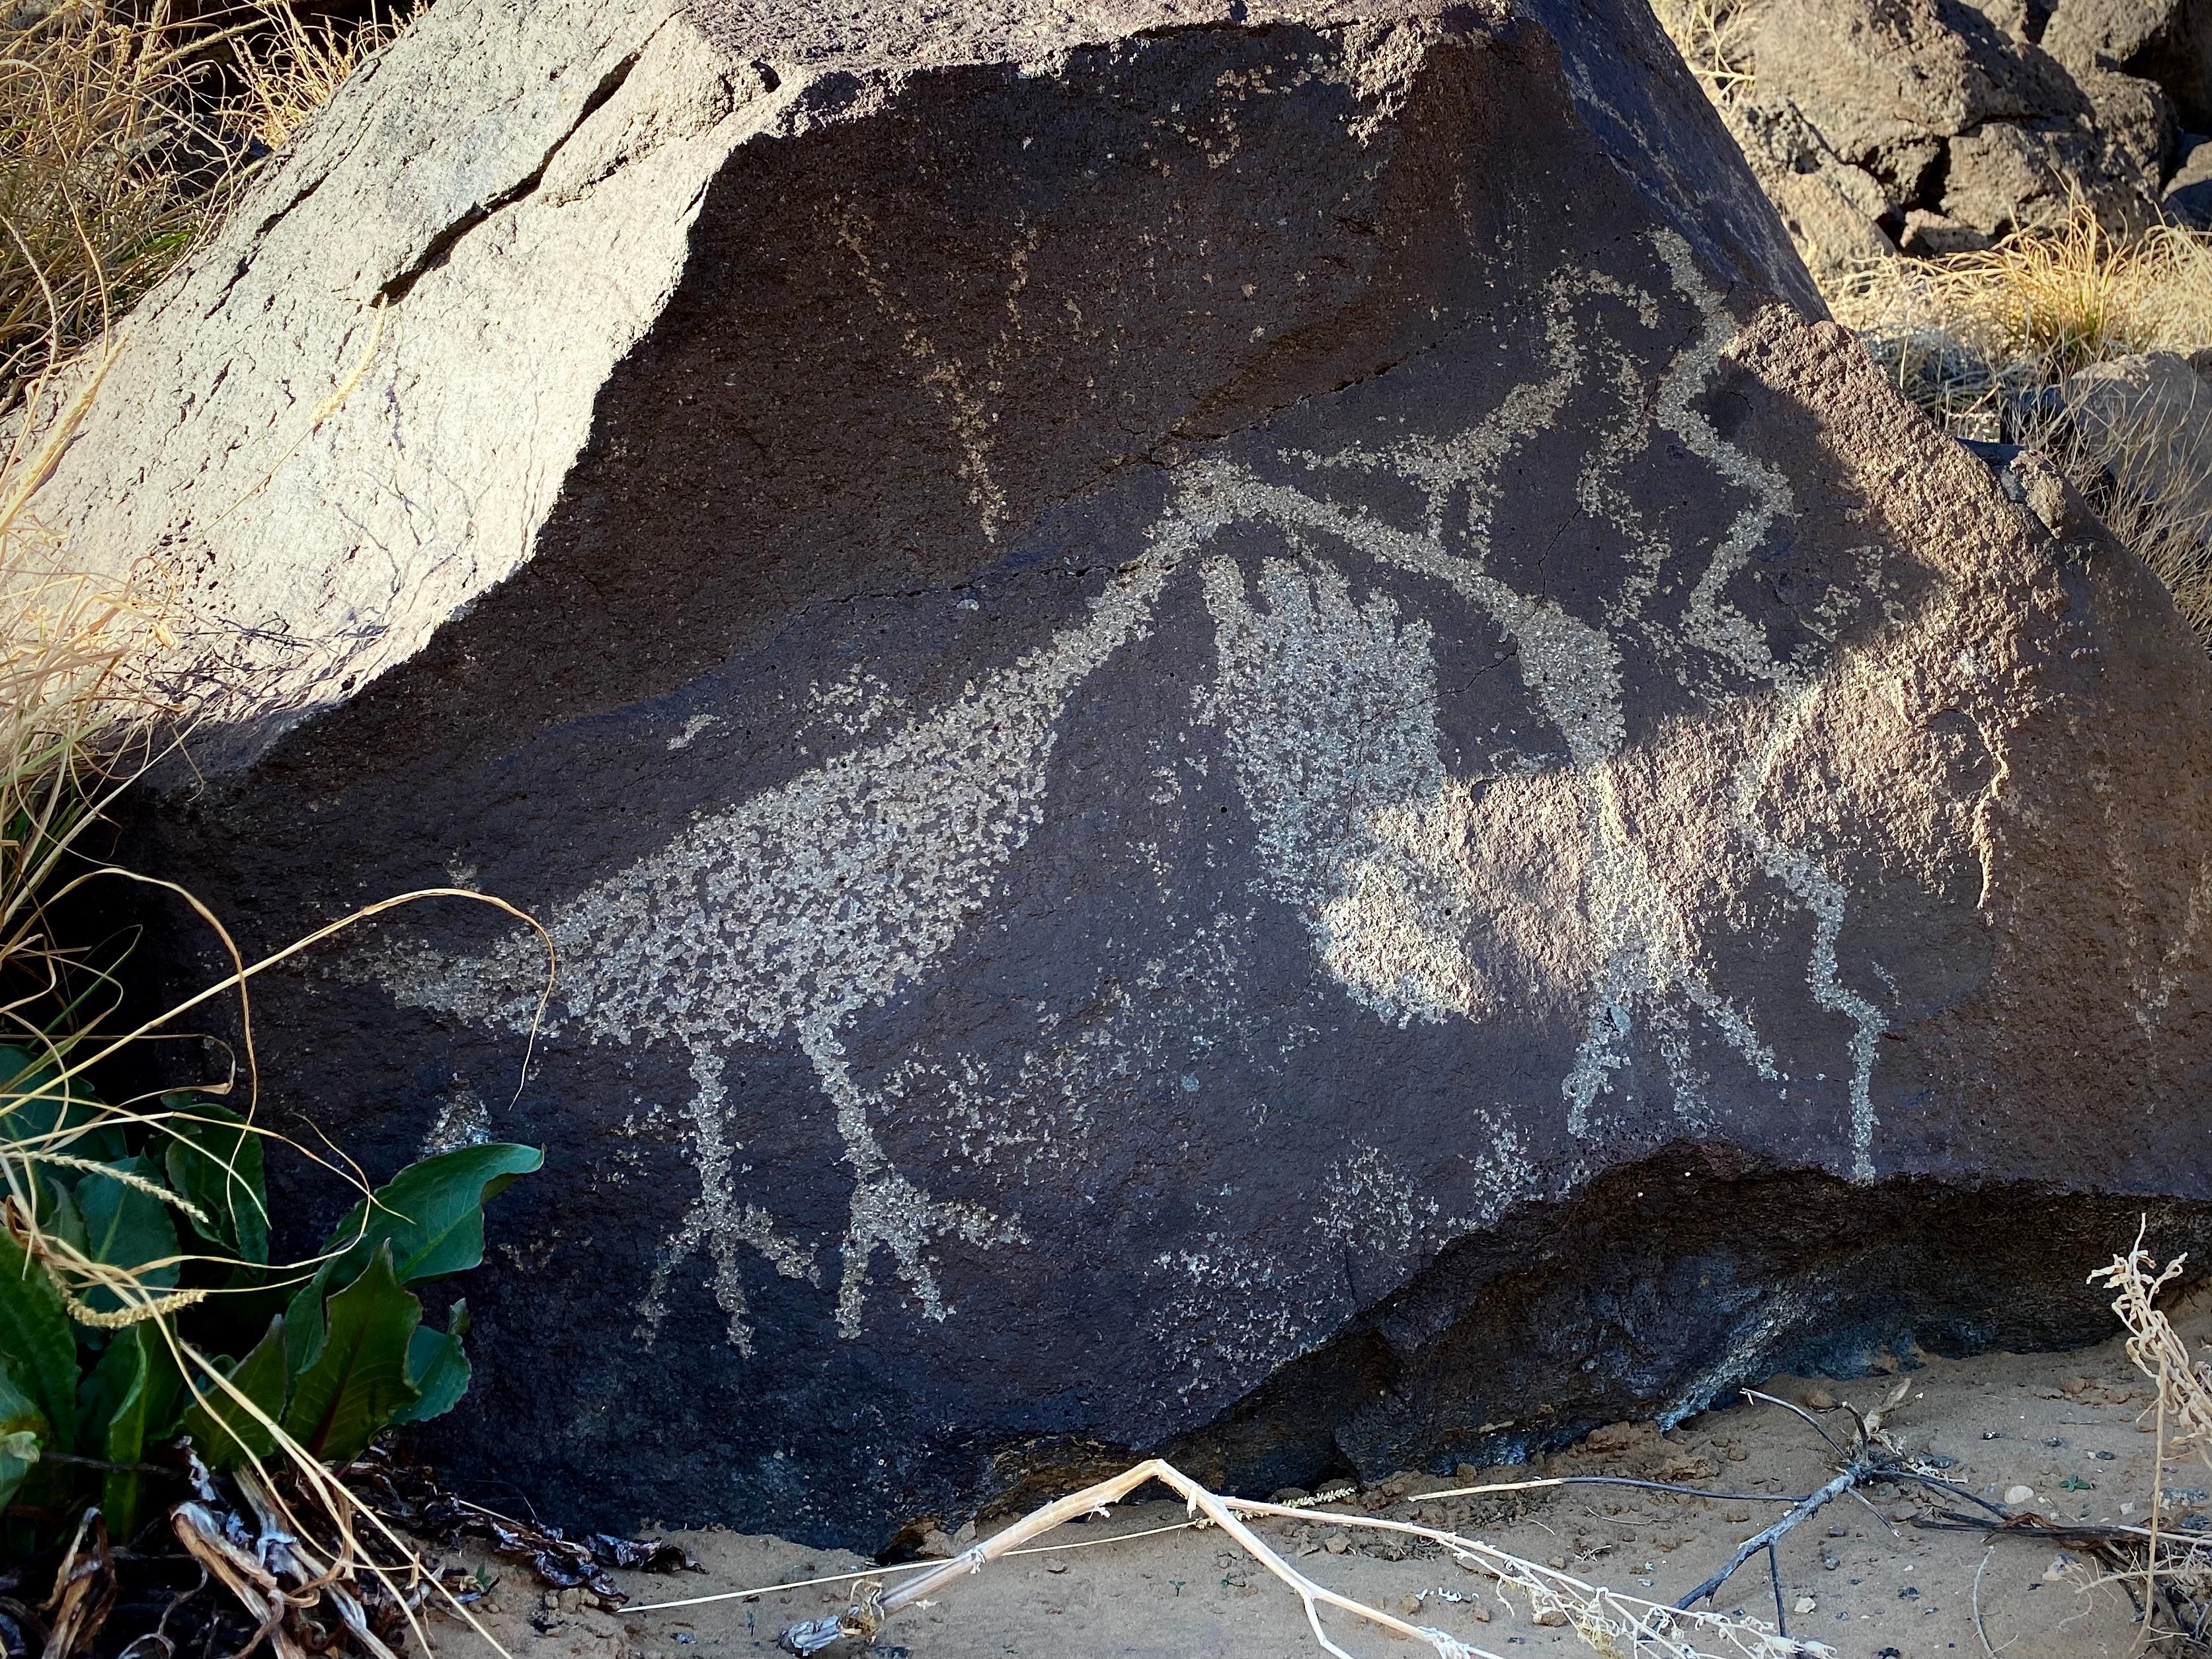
[43,0,2212,1547]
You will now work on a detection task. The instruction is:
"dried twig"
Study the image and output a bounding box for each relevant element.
[1675,1379,1920,1615]
[2084,1227,2212,1648]
[778,1457,1833,1659]
[1677,1467,1862,1613]
[2092,1228,2212,1474]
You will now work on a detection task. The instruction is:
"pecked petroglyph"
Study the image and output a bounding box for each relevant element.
[1652,232,1890,1179]
[375,519,1201,1350]
[371,237,1932,1352]
[1202,555,1499,1028]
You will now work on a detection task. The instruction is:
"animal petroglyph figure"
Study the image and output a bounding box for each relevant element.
[373,232,1900,1351]
[376,511,1212,1350]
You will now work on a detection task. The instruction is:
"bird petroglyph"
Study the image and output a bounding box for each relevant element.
[370,233,1905,1351]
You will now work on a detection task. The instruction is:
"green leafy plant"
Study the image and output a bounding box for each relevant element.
[0,1039,541,1545]
[0,272,547,1655]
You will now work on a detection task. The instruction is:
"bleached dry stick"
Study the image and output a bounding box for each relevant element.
[781,1458,1457,1659]
[778,1457,1833,1659]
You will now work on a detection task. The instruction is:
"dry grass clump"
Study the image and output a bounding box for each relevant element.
[1832,206,2212,399]
[1649,0,1758,102]
[1829,204,2212,638]
[1,1,407,409]
[0,354,172,999]
[0,3,219,401]
[223,3,403,155]
[2016,380,2212,633]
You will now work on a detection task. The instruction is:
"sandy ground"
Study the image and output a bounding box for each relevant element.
[434,1303,2212,1659]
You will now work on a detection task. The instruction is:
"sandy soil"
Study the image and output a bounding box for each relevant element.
[434,1302,2212,1659]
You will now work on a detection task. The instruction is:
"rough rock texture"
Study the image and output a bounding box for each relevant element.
[2045,0,2212,130]
[1940,114,2153,229]
[1750,0,2079,163]
[2063,351,2212,533]
[1715,0,2192,274]
[2170,129,2212,221]
[25,0,2212,1549]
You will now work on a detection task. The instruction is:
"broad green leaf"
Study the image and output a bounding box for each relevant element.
[323,1143,543,1283]
[0,1043,124,1161]
[0,1363,48,1512]
[280,1244,420,1464]
[75,1157,182,1317]
[163,1099,269,1265]
[392,1301,470,1425]
[34,1175,85,1255]
[0,1227,75,1448]
[172,1316,286,1472]
[82,1325,179,1540]
[290,1143,539,1373]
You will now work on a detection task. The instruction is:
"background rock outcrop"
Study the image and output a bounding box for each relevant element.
[2044,0,2212,131]
[20,0,2212,1548]
[1708,0,2211,272]
[2060,348,2212,529]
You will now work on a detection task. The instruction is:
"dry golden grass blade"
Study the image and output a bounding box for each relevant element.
[1826,206,2212,641]
[165,1329,518,1659]
[1,0,414,412]
[1832,204,2212,406]
[0,1,217,405]
[222,2,407,153]
[2008,383,2212,636]
[1649,0,1758,102]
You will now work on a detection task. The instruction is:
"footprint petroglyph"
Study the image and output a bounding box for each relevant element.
[372,235,1908,1349]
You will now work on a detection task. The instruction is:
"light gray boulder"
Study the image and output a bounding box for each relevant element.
[2061,350,2212,546]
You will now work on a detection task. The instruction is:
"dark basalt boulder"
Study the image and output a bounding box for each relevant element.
[24,0,2212,1549]
[2045,0,2212,132]
[1725,0,2180,271]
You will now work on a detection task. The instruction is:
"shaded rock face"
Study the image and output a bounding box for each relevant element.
[30,0,2212,1548]
[2045,0,2212,131]
[1718,0,2197,274]
[2168,129,2212,222]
